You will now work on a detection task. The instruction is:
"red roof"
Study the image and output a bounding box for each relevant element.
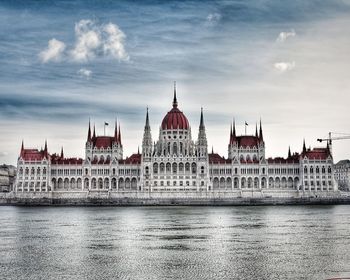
[209,153,231,164]
[51,154,83,165]
[302,147,330,160]
[235,136,260,148]
[93,136,115,148]
[120,153,141,165]
[161,107,189,130]
[21,149,47,161]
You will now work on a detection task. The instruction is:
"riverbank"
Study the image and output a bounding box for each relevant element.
[1,190,350,206]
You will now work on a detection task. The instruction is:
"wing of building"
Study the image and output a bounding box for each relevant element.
[15,85,337,196]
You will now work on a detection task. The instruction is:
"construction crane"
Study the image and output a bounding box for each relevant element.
[317,132,350,145]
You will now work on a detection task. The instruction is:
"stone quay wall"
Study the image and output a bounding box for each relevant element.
[0,190,350,206]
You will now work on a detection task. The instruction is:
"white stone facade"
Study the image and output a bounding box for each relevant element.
[15,88,337,195]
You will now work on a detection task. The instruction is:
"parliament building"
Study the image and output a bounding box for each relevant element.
[15,86,337,196]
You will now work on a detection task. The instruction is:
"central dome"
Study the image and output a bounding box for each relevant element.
[161,86,190,130]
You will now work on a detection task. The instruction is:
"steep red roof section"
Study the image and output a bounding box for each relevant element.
[302,147,331,160]
[236,136,260,148]
[93,136,115,148]
[209,153,231,164]
[51,153,83,165]
[21,149,47,161]
[120,153,141,165]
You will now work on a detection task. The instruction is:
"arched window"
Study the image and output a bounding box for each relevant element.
[179,163,184,172]
[180,142,183,155]
[37,168,41,175]
[166,162,171,173]
[185,162,190,172]
[316,166,320,174]
[153,163,158,174]
[328,167,332,174]
[43,167,46,175]
[167,143,171,155]
[145,166,149,175]
[304,166,308,174]
[173,143,178,156]
[310,166,314,174]
[172,162,177,173]
[191,163,197,174]
[201,166,204,174]
[160,163,165,173]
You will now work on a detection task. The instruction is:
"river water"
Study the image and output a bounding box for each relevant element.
[0,206,349,280]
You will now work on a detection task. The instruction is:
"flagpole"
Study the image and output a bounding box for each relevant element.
[245,122,247,135]
[104,123,106,136]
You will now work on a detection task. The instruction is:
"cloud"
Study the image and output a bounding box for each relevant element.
[77,68,92,79]
[276,29,296,42]
[206,13,221,24]
[40,19,128,63]
[70,20,101,62]
[274,61,295,72]
[103,23,129,61]
[39,38,66,63]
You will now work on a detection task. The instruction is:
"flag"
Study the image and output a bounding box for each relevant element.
[245,122,248,126]
[105,122,109,126]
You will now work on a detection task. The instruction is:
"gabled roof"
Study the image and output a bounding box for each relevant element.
[20,149,47,161]
[51,153,83,165]
[302,147,331,160]
[209,153,231,164]
[119,153,141,165]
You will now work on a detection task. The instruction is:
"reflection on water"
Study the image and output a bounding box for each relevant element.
[0,206,350,279]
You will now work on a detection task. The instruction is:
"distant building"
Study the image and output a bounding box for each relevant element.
[0,164,16,192]
[334,160,350,191]
[14,85,337,195]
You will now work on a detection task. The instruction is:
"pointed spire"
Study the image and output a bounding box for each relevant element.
[172,81,178,108]
[145,107,150,128]
[199,107,205,129]
[118,123,122,145]
[211,146,214,154]
[229,123,233,144]
[114,118,118,141]
[138,146,140,154]
[233,118,236,137]
[255,123,258,137]
[60,146,64,159]
[93,123,96,139]
[288,146,291,158]
[303,139,306,153]
[259,118,263,141]
[20,140,24,157]
[87,119,91,142]
[44,139,48,154]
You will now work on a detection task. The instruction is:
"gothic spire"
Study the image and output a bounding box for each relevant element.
[60,146,64,159]
[303,139,306,153]
[199,107,205,129]
[259,118,263,141]
[255,123,258,137]
[288,146,291,158]
[114,118,118,141]
[87,119,91,142]
[20,140,24,157]
[118,123,122,145]
[230,123,233,144]
[145,107,150,129]
[172,81,178,108]
[93,124,96,139]
[233,118,236,137]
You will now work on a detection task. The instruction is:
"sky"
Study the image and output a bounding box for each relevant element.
[1,0,350,165]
